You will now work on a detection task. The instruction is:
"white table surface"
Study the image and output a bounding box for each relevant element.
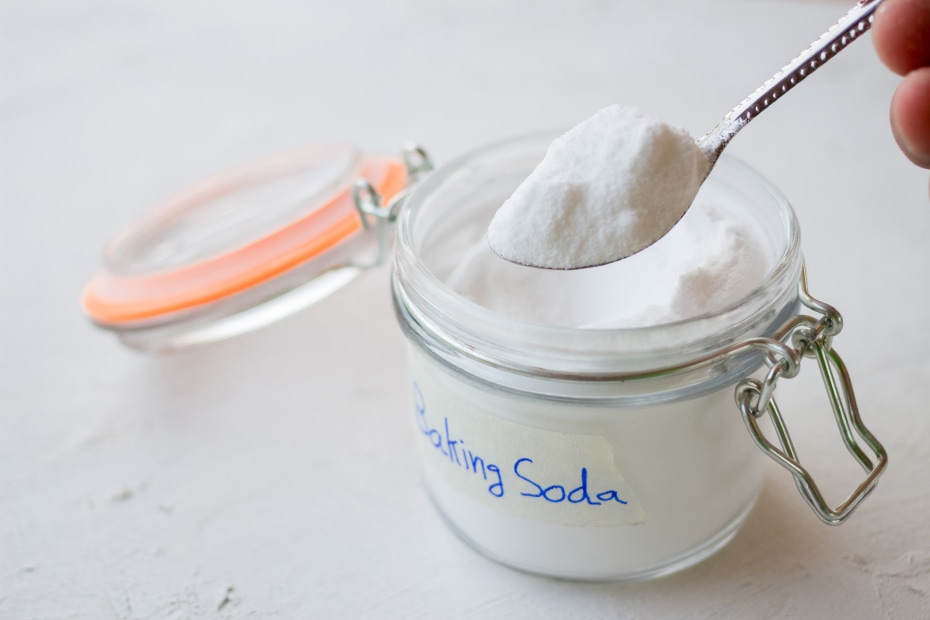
[3,1,930,618]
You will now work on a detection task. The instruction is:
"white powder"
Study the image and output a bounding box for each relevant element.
[487,105,710,269]
[448,187,772,329]
[412,354,764,579]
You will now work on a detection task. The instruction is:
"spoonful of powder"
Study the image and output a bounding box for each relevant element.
[487,105,709,270]
[488,1,883,270]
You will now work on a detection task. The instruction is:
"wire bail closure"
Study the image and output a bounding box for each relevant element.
[352,145,434,268]
[735,268,887,525]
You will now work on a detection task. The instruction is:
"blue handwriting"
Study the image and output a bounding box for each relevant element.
[414,382,504,497]
[514,457,628,505]
[413,382,629,508]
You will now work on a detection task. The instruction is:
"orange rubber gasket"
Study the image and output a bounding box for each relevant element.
[82,155,407,325]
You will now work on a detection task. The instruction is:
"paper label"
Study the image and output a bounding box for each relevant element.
[411,363,646,527]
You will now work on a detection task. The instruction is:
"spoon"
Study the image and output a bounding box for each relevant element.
[490,0,884,270]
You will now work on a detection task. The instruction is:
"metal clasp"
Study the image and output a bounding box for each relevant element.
[735,268,887,525]
[352,144,434,268]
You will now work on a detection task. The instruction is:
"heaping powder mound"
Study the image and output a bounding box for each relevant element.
[448,105,774,329]
[448,197,773,329]
[487,105,711,270]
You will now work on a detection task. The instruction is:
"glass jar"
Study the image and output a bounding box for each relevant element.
[390,133,886,580]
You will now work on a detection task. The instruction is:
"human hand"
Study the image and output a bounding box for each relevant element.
[872,0,930,169]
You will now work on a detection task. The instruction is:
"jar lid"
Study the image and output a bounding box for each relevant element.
[82,145,407,350]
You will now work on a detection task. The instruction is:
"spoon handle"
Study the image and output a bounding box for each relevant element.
[698,0,884,164]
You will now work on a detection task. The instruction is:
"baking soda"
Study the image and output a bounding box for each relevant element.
[449,195,772,329]
[397,134,791,580]
[487,105,710,270]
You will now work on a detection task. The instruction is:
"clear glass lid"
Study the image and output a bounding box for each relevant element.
[82,145,406,330]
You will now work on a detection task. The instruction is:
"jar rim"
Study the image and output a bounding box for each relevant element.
[393,131,803,382]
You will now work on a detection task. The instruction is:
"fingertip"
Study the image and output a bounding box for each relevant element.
[891,67,930,168]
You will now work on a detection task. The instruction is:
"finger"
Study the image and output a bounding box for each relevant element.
[872,0,930,75]
[891,66,930,168]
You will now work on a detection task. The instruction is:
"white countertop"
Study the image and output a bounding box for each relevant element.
[3,1,929,617]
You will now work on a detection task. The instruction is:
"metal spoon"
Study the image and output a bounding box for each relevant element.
[697,0,883,168]
[491,0,883,270]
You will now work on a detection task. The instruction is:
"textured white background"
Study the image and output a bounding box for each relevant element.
[2,0,929,618]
